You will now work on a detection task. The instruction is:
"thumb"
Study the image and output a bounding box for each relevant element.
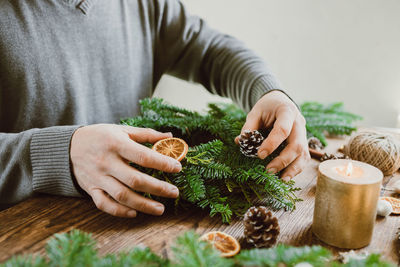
[235,112,261,144]
[122,125,173,143]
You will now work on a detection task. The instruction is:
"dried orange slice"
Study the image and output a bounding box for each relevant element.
[200,231,240,257]
[380,197,400,214]
[152,137,188,161]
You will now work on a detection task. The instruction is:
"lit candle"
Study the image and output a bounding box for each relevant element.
[312,159,383,249]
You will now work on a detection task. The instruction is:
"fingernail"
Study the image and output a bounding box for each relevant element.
[127,210,137,217]
[174,161,182,171]
[170,186,179,196]
[166,132,173,137]
[282,176,291,182]
[268,168,277,174]
[259,150,268,159]
[154,204,164,214]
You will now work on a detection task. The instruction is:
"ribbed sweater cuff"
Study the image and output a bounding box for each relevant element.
[30,126,82,197]
[250,76,299,109]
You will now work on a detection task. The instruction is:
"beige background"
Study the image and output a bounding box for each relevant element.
[154,0,400,127]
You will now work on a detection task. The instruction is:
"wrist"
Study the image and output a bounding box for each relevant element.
[260,89,300,111]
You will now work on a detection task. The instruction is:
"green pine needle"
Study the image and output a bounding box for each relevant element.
[301,101,362,147]
[234,244,331,266]
[1,255,47,267]
[2,230,394,267]
[46,230,97,267]
[170,231,233,267]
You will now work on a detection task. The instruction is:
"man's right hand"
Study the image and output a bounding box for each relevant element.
[70,124,181,218]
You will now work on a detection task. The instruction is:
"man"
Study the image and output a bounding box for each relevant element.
[0,0,310,217]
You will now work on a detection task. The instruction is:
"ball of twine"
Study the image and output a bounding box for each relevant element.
[345,131,400,176]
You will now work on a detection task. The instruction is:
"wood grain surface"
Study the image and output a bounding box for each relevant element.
[0,135,399,264]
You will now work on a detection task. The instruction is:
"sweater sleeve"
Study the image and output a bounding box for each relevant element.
[0,126,82,209]
[152,0,284,112]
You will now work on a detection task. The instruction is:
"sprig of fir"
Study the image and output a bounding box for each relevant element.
[300,102,362,146]
[2,230,393,267]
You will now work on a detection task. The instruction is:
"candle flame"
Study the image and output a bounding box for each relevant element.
[345,162,353,176]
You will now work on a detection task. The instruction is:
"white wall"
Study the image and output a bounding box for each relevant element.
[154,0,400,127]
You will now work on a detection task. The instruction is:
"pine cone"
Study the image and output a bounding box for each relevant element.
[243,206,280,248]
[238,130,264,158]
[308,137,323,150]
[321,153,350,161]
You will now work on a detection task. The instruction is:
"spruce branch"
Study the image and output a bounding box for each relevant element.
[301,101,362,146]
[177,169,205,202]
[234,244,331,266]
[171,231,234,267]
[2,230,394,267]
[104,247,167,267]
[46,230,97,267]
[338,254,394,267]
[2,255,47,267]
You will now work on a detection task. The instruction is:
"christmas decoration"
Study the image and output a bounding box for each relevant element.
[380,197,400,214]
[377,199,393,217]
[238,130,264,157]
[344,131,400,176]
[308,148,349,162]
[314,159,383,249]
[152,137,188,161]
[320,152,349,162]
[200,231,240,257]
[121,98,301,223]
[4,230,393,267]
[243,206,280,248]
[119,98,360,223]
[308,137,323,150]
[308,148,325,160]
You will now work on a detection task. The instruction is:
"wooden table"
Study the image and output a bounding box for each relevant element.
[0,135,399,264]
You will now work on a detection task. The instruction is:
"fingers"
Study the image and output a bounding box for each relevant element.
[122,126,172,143]
[108,159,179,198]
[118,139,182,173]
[241,112,262,133]
[266,143,301,173]
[266,118,310,181]
[72,124,181,219]
[258,107,295,159]
[91,188,137,218]
[100,176,166,216]
[235,112,262,144]
[280,155,309,182]
[120,125,182,172]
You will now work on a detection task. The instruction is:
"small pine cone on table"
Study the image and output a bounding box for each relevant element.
[238,130,265,158]
[243,206,280,248]
[307,137,323,150]
[321,153,350,162]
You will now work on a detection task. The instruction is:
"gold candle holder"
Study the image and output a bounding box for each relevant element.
[312,159,383,249]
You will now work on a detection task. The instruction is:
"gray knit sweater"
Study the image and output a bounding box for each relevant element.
[0,0,282,209]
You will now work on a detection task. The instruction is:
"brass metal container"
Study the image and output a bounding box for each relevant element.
[312,159,383,249]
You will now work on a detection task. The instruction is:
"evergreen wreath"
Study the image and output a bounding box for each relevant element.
[120,98,361,223]
[3,230,392,267]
